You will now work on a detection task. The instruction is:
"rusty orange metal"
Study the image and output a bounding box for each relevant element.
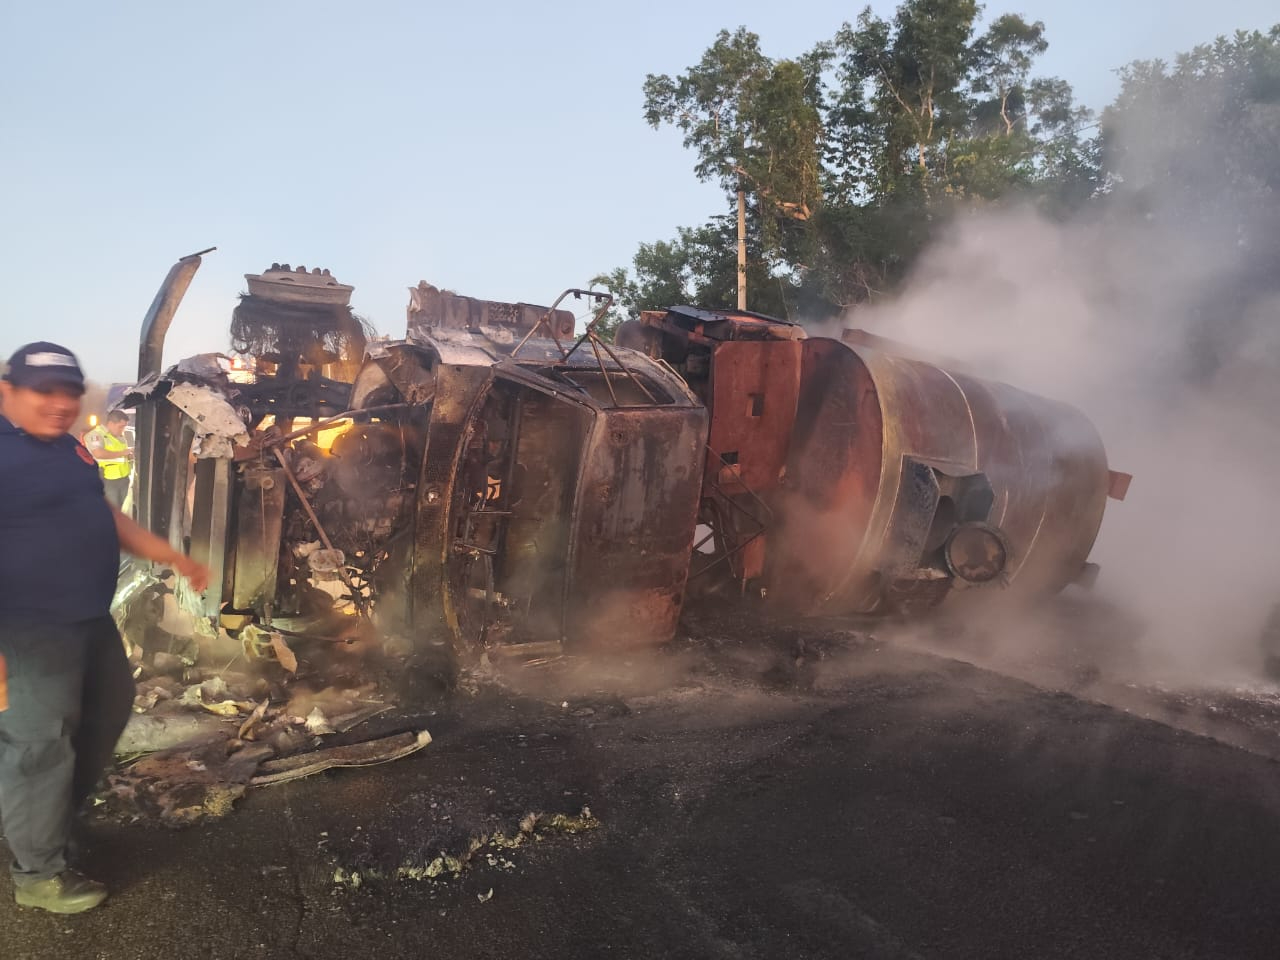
[705,338,802,495]
[766,333,1113,614]
[633,306,1122,615]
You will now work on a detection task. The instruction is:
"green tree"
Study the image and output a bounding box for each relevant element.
[591,237,696,339]
[643,28,826,309]
[830,0,979,201]
[604,2,1093,324]
[1099,25,1280,375]
[969,14,1049,136]
[593,218,793,336]
[831,4,1089,204]
[1101,26,1280,217]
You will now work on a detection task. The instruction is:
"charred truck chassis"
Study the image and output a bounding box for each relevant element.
[130,262,705,663]
[128,255,1127,666]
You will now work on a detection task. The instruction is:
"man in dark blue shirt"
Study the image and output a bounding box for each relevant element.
[0,342,209,914]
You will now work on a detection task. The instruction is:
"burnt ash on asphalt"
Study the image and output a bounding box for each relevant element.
[7,601,1280,960]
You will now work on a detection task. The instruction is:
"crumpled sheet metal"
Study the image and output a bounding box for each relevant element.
[421,330,502,366]
[164,381,250,458]
[109,726,431,824]
[172,353,229,381]
[406,282,574,341]
[120,371,163,405]
[109,732,272,826]
[252,729,432,786]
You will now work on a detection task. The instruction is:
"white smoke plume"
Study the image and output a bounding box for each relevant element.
[849,204,1280,685]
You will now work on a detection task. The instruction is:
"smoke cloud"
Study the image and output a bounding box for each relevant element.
[848,194,1280,685]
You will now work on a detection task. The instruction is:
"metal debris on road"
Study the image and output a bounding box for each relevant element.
[250,729,432,787]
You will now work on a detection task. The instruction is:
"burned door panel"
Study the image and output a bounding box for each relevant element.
[232,467,286,611]
[441,379,593,649]
[494,390,589,641]
[437,362,706,655]
[566,405,709,649]
[409,363,494,650]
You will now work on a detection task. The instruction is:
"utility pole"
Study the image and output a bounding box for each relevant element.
[736,185,747,310]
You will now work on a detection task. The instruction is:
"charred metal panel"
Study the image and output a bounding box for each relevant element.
[188,458,232,617]
[139,253,211,381]
[232,467,286,611]
[414,337,708,655]
[352,342,437,408]
[367,298,708,658]
[660,306,805,341]
[407,283,575,340]
[565,404,708,650]
[139,400,195,548]
[705,339,801,493]
[502,393,586,636]
[408,363,494,652]
[135,252,211,525]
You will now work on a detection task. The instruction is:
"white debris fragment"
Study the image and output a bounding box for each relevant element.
[158,591,197,640]
[178,676,230,708]
[173,354,229,380]
[164,382,250,458]
[305,707,336,735]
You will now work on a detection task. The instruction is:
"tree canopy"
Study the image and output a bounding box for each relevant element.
[1098,25,1280,376]
[599,4,1280,329]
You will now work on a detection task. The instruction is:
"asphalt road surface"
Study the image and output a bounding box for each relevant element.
[6,611,1280,960]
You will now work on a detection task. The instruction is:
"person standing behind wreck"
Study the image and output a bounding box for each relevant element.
[83,408,133,509]
[0,342,209,914]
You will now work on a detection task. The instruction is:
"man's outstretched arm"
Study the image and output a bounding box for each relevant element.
[110,506,210,592]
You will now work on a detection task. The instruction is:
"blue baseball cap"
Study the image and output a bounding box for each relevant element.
[4,342,86,394]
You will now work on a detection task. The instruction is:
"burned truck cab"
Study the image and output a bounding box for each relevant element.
[379,284,707,659]
[130,268,707,664]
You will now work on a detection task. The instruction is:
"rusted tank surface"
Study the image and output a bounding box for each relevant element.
[704,338,802,494]
[766,334,1116,616]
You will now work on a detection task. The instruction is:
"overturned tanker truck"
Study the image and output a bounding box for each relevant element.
[125,251,1129,668]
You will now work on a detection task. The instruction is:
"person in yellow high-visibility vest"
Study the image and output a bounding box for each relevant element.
[83,410,132,509]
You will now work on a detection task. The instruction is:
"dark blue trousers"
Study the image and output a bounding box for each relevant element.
[0,617,134,885]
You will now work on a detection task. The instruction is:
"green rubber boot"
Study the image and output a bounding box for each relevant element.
[14,870,108,914]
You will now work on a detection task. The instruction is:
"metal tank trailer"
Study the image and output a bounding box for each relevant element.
[123,252,1128,669]
[618,309,1131,617]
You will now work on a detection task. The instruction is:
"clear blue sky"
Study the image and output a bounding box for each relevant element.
[2,0,1275,386]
